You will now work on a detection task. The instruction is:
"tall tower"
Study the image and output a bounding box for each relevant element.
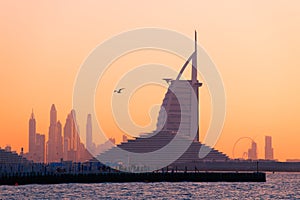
[155,31,202,141]
[248,141,258,160]
[50,104,57,125]
[63,109,82,161]
[48,104,56,162]
[192,31,200,142]
[56,120,63,160]
[97,32,229,166]
[265,136,274,160]
[192,31,198,84]
[86,114,92,151]
[35,133,45,163]
[29,110,36,154]
[47,104,63,162]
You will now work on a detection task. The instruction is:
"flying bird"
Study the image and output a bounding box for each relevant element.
[114,88,125,93]
[163,78,173,85]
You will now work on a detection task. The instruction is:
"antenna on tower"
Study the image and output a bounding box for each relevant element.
[31,108,34,118]
[192,30,197,83]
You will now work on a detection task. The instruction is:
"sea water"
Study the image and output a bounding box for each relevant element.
[0,173,299,199]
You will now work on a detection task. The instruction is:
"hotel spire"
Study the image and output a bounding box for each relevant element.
[192,30,197,83]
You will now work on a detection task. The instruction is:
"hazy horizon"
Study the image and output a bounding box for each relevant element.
[1,1,300,161]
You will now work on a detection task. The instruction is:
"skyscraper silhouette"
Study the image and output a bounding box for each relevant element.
[248,141,258,160]
[265,136,274,160]
[63,109,89,162]
[47,104,63,162]
[27,105,91,163]
[26,110,45,163]
[86,114,93,151]
[64,110,78,161]
[28,110,36,155]
[35,133,45,163]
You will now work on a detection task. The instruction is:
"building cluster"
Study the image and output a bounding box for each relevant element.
[247,136,274,160]
[25,104,92,163]
[25,104,130,163]
[85,113,125,156]
[24,102,277,163]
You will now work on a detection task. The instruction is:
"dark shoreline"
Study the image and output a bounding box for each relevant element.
[0,172,266,185]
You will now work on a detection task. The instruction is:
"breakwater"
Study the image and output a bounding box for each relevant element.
[0,172,266,185]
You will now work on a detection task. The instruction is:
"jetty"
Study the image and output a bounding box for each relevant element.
[0,171,266,185]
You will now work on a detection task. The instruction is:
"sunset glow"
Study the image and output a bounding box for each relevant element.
[1,1,300,161]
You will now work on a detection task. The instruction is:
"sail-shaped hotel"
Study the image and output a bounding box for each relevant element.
[97,32,229,170]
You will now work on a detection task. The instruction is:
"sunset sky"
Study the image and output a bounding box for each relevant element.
[1,1,300,161]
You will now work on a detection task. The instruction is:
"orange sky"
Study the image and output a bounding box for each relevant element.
[1,1,300,161]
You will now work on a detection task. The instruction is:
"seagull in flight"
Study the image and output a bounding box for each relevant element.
[163,78,173,85]
[114,88,125,93]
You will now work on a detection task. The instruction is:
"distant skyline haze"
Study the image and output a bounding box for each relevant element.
[1,1,300,161]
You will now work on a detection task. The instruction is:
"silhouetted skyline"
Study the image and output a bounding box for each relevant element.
[2,1,300,162]
[24,105,92,163]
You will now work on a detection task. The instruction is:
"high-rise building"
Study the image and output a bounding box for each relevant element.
[248,141,258,160]
[97,32,229,167]
[57,120,63,160]
[64,110,78,161]
[86,114,93,151]
[156,32,201,142]
[47,104,63,162]
[50,104,57,125]
[265,136,274,160]
[28,110,36,154]
[26,110,46,163]
[63,110,90,162]
[35,133,45,163]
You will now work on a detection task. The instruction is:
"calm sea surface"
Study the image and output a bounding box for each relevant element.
[0,173,299,199]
